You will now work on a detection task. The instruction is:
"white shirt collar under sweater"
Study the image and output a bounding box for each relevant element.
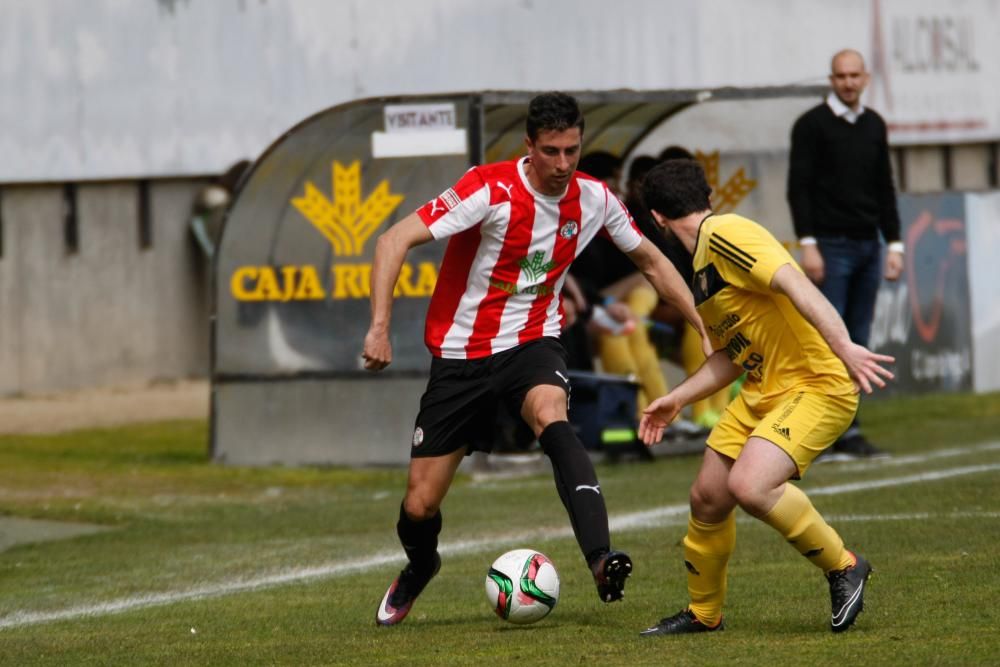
[826,92,865,124]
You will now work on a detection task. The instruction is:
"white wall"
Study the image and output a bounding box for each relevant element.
[0,182,210,394]
[965,192,1000,393]
[2,0,998,183]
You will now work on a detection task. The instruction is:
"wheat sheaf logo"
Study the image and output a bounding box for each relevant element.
[291,160,404,256]
[519,251,556,282]
[696,150,756,214]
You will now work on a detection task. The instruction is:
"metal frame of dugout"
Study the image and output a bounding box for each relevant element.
[210,85,826,467]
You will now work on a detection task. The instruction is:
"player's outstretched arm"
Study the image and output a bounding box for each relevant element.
[769,263,895,394]
[640,350,740,445]
[363,213,434,371]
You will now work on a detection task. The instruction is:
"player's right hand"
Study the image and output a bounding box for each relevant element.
[362,329,392,371]
[639,395,683,446]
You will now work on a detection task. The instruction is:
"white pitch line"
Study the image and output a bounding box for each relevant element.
[832,441,1000,472]
[1,458,998,631]
[631,510,1000,529]
[808,463,1000,496]
[824,510,1000,522]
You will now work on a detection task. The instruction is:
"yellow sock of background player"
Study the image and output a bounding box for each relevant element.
[623,285,667,410]
[681,321,730,427]
[598,285,667,416]
[760,483,855,572]
[683,511,735,626]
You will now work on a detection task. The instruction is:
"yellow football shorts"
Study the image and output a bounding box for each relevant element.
[707,390,859,478]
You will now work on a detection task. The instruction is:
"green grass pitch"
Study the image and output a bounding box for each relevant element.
[1,392,998,665]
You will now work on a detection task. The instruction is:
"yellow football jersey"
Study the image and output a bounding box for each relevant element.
[692,214,855,412]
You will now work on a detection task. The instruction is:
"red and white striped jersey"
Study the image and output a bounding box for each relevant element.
[416,157,643,359]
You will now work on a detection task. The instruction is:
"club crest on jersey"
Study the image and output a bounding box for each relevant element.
[559,220,579,239]
[412,427,424,447]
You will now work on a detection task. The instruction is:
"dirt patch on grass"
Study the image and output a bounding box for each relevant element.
[0,516,113,553]
[0,380,209,435]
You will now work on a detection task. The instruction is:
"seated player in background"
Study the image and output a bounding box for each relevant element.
[632,148,733,430]
[570,151,689,429]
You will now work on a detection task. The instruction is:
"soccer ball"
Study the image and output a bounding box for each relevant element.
[484,548,560,624]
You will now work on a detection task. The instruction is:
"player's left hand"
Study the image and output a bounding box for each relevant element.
[839,342,895,394]
[884,249,904,281]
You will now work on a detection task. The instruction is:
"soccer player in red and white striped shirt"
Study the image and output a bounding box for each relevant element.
[367,92,708,626]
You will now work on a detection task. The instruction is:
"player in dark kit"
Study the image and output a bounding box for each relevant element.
[364,92,710,626]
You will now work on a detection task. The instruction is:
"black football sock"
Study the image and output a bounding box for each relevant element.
[539,421,610,564]
[396,503,442,575]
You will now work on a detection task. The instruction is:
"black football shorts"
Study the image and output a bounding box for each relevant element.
[409,337,570,458]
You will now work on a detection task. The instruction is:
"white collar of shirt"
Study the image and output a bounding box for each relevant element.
[826,92,865,124]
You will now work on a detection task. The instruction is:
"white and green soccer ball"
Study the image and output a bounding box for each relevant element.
[484,548,560,624]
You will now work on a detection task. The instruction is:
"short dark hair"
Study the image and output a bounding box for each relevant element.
[657,145,694,163]
[578,151,621,181]
[642,159,712,220]
[627,155,658,184]
[526,92,585,140]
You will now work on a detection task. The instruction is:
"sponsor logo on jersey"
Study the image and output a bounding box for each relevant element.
[486,251,558,296]
[488,279,556,296]
[412,427,424,447]
[519,251,557,282]
[724,331,752,360]
[708,313,741,338]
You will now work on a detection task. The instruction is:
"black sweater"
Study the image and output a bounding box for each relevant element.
[787,102,901,243]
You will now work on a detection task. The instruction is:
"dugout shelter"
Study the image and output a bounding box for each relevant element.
[211,86,826,466]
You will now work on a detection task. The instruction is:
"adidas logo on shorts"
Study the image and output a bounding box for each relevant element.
[772,425,791,440]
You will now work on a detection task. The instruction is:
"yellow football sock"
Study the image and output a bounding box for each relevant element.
[760,484,854,573]
[683,511,735,626]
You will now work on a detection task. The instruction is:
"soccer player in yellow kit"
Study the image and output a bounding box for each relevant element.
[636,159,896,635]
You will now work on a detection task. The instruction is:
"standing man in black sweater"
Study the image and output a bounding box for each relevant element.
[787,49,904,459]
